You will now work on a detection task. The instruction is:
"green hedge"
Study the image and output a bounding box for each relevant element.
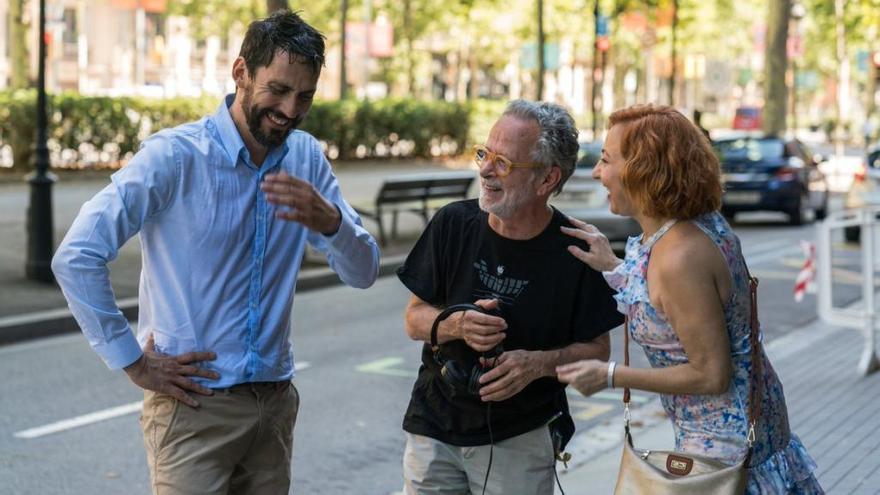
[0,91,474,170]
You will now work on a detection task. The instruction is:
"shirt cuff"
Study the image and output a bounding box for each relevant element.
[322,204,358,246]
[95,328,144,370]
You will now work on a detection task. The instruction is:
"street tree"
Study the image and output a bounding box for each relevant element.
[266,0,289,13]
[763,0,791,135]
[799,0,880,135]
[537,0,545,100]
[9,0,28,89]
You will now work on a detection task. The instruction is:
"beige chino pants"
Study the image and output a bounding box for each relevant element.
[140,381,300,495]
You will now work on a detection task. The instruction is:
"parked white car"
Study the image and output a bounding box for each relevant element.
[553,165,641,246]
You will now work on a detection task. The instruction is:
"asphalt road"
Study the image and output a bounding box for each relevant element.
[0,206,865,494]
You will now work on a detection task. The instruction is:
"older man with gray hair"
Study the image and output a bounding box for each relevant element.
[396,100,622,493]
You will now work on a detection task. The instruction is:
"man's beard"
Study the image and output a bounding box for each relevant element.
[241,87,303,148]
[478,178,535,220]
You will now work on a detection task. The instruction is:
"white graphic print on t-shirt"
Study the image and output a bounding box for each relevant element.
[472,259,529,305]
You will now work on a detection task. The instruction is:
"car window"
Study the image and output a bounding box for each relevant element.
[714,138,784,161]
[576,142,602,168]
[869,150,880,169]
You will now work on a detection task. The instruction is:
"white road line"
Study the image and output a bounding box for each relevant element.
[745,245,801,266]
[742,239,794,258]
[14,360,312,439]
[14,401,143,439]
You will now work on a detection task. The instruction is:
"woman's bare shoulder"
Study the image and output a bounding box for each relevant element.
[651,222,727,279]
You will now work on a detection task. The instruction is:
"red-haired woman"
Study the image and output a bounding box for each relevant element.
[556,104,822,493]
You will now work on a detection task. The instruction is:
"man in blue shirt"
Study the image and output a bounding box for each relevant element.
[52,11,379,494]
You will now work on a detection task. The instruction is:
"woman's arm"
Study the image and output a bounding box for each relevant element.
[559,226,733,396]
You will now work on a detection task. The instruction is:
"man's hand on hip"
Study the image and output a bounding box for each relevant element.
[476,349,546,402]
[261,171,342,235]
[124,334,220,408]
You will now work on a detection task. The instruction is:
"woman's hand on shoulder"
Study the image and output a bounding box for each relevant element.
[561,216,622,272]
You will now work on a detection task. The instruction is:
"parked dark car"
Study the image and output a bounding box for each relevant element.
[843,145,880,242]
[714,134,829,225]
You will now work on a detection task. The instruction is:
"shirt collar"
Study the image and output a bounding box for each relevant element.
[211,94,290,170]
[212,94,247,168]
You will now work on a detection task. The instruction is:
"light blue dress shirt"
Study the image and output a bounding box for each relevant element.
[52,95,380,387]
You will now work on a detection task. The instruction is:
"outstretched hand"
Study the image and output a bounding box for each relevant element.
[560,216,623,273]
[556,359,609,398]
[261,171,342,235]
[124,334,220,408]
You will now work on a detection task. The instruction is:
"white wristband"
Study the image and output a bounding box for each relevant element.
[607,361,617,389]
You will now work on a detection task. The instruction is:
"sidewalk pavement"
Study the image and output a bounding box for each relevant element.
[556,312,880,495]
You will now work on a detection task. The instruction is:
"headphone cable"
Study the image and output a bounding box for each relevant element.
[481,401,493,495]
[480,353,500,495]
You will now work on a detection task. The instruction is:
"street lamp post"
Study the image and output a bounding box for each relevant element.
[25,0,56,282]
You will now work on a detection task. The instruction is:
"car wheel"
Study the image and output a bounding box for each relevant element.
[844,226,861,243]
[788,194,814,226]
[815,192,829,220]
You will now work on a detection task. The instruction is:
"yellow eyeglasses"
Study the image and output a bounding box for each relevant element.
[472,144,545,177]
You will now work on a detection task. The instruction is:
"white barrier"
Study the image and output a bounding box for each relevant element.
[817,207,880,375]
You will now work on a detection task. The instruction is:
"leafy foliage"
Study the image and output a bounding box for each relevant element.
[0,91,471,170]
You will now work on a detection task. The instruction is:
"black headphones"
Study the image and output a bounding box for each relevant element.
[430,303,504,396]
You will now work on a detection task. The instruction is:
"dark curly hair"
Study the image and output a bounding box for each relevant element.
[239,10,326,76]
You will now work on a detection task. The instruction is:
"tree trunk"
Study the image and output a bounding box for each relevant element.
[403,0,415,95]
[340,0,348,99]
[468,54,478,99]
[266,0,289,13]
[536,0,545,100]
[9,0,29,89]
[834,0,849,156]
[591,0,600,136]
[763,0,791,136]
[668,0,678,106]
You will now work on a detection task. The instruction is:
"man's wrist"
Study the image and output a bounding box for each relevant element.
[438,311,464,343]
[123,354,145,376]
[321,204,343,236]
[539,349,562,378]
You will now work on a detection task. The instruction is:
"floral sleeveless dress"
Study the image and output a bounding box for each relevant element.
[603,212,823,494]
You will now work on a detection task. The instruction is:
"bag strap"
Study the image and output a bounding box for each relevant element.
[622,264,763,460]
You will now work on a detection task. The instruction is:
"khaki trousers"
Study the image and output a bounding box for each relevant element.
[403,424,557,495]
[140,381,299,495]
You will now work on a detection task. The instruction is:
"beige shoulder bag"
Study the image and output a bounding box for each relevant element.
[613,275,762,495]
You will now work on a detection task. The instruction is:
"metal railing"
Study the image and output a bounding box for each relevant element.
[817,207,880,375]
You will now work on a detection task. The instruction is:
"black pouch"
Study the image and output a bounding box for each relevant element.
[548,411,575,458]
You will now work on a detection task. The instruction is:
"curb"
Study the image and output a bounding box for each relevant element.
[0,253,408,346]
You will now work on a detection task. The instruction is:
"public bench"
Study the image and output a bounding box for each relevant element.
[353,171,475,246]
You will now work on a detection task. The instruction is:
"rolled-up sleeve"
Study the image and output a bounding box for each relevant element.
[51,136,180,369]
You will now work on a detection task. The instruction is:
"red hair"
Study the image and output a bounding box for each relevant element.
[608,104,722,220]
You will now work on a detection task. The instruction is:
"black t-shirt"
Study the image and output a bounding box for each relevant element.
[396,199,623,446]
